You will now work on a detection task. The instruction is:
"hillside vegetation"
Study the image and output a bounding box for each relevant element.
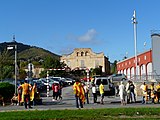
[0,41,60,61]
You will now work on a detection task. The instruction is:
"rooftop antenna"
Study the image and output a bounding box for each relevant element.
[126,51,128,58]
[12,35,16,42]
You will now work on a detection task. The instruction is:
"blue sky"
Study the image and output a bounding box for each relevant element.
[0,0,160,62]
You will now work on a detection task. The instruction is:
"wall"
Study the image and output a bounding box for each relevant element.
[151,34,160,75]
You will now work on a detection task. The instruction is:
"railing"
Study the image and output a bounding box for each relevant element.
[128,72,160,83]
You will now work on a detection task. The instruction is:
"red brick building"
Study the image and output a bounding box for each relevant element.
[117,49,152,79]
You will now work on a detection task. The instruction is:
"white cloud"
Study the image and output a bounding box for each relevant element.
[77,29,98,42]
[77,29,97,42]
[66,28,102,46]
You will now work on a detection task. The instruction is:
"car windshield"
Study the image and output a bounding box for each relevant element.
[96,79,101,85]
[102,79,108,85]
[51,78,60,81]
[96,78,108,85]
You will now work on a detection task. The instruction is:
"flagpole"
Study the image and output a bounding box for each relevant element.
[132,10,138,80]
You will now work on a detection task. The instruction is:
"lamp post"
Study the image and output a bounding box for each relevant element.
[7,44,17,94]
[132,10,138,80]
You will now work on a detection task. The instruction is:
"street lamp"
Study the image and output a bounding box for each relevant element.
[7,44,17,94]
[132,10,138,80]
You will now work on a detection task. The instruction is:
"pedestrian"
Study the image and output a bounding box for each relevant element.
[31,83,38,106]
[140,82,148,104]
[129,81,136,103]
[126,80,131,103]
[156,82,160,103]
[0,95,5,106]
[11,93,18,105]
[99,82,104,104]
[54,83,59,100]
[17,82,23,106]
[119,81,126,105]
[73,79,85,108]
[92,83,97,103]
[150,83,155,103]
[18,79,32,109]
[58,82,63,100]
[52,83,55,101]
[83,83,89,104]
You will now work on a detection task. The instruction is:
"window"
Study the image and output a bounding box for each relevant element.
[95,60,99,68]
[144,55,146,60]
[77,52,79,56]
[81,60,85,68]
[139,58,140,62]
[81,52,84,56]
[85,51,88,56]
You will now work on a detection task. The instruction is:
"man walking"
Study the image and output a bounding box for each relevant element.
[92,83,97,103]
[73,79,85,108]
[99,82,104,104]
[18,80,32,109]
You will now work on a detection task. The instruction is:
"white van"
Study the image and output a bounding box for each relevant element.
[93,77,115,96]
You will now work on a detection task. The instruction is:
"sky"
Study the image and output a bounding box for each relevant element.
[0,0,160,62]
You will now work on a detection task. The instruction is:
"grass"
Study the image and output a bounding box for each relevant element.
[0,107,160,120]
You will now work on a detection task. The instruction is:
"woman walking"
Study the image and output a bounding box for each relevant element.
[119,81,126,105]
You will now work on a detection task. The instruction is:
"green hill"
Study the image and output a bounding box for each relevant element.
[0,41,60,61]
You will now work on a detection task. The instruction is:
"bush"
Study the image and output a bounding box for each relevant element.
[0,82,14,102]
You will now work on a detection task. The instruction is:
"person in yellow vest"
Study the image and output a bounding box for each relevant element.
[31,83,38,106]
[150,83,155,103]
[99,82,104,104]
[18,80,32,109]
[140,82,148,104]
[73,79,85,108]
[156,82,160,103]
[17,82,23,106]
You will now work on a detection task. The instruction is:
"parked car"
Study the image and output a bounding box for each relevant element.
[64,78,75,85]
[108,74,127,82]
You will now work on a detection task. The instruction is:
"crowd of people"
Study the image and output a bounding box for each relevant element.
[52,82,63,101]
[72,79,106,108]
[72,78,160,108]
[9,80,41,109]
[2,78,160,109]
[140,82,160,104]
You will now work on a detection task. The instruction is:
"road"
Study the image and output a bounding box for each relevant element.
[0,86,160,112]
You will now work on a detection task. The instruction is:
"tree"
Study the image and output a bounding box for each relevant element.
[92,68,102,76]
[110,60,117,74]
[40,56,67,77]
[0,50,13,80]
[18,69,27,80]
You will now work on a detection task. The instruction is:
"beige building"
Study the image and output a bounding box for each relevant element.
[60,48,110,74]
